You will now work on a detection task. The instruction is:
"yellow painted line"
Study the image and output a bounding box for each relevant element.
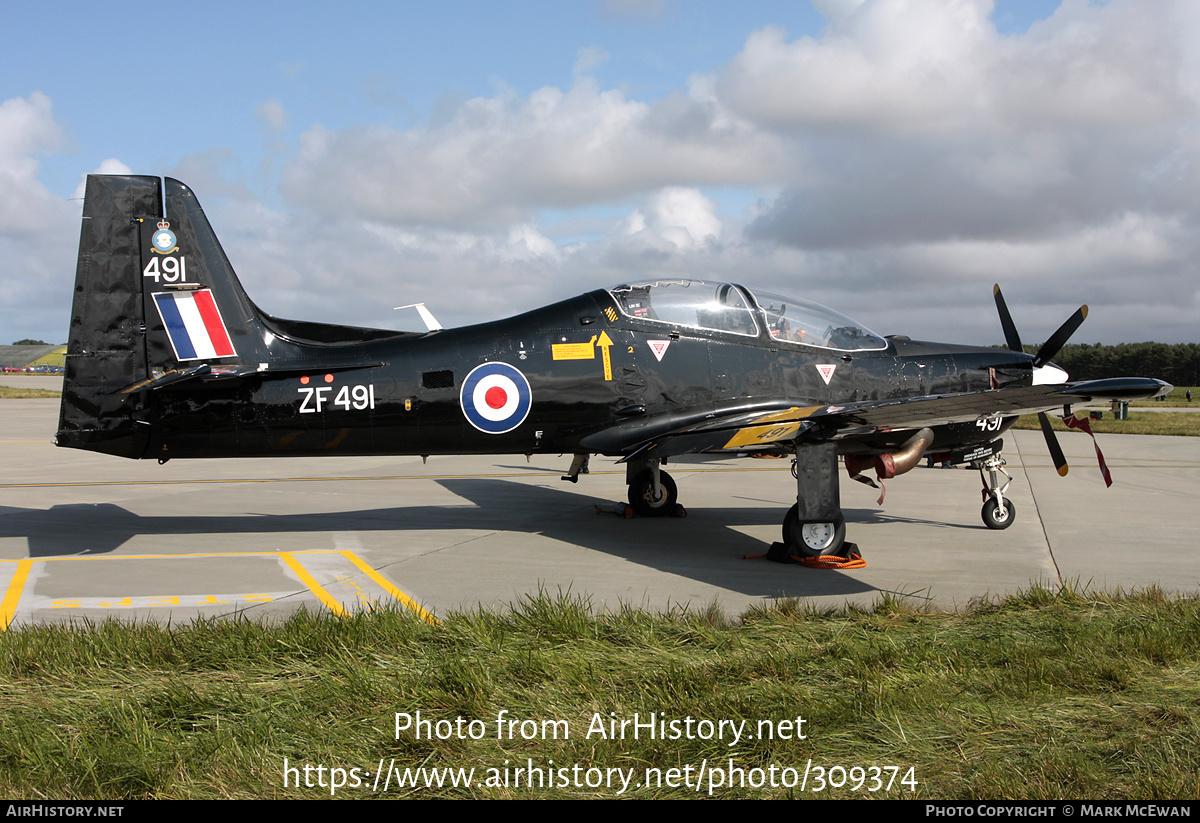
[0,470,601,489]
[0,560,33,630]
[3,455,1196,492]
[0,550,436,627]
[339,551,439,625]
[279,552,347,617]
[0,551,321,562]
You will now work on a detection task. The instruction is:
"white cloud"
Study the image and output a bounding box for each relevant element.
[720,1,1188,133]
[255,98,289,135]
[726,0,1200,260]
[574,46,610,78]
[619,187,721,250]
[7,1,1200,347]
[243,0,1200,346]
[0,94,80,342]
[279,77,785,229]
[71,158,132,201]
[0,93,67,238]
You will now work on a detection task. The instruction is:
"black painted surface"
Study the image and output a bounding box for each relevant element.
[56,176,1170,469]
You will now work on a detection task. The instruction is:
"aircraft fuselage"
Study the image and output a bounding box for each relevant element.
[132,291,1019,462]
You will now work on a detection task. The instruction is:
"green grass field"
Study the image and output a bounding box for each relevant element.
[1,586,1197,799]
[0,385,61,399]
[1012,410,1200,437]
[1131,386,1198,408]
[29,346,66,369]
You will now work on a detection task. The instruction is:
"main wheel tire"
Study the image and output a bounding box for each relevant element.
[782,503,847,557]
[981,497,1015,530]
[628,470,678,517]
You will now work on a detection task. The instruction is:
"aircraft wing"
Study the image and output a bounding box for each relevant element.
[595,377,1171,459]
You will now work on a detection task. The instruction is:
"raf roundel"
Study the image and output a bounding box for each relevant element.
[460,362,532,434]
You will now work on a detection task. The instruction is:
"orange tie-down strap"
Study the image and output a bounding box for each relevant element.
[745,543,867,569]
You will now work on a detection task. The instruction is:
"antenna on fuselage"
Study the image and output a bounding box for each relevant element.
[394,303,443,332]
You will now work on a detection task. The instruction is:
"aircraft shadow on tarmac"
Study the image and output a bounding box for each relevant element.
[0,477,910,599]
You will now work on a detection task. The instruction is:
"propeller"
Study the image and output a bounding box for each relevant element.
[992,284,1022,353]
[993,284,1087,478]
[1038,408,1070,477]
[1033,304,1087,368]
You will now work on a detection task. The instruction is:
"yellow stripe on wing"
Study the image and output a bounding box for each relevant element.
[722,405,823,449]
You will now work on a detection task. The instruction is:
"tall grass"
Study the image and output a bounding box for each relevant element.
[1,585,1197,799]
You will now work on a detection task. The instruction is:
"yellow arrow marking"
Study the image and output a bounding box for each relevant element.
[597,331,613,381]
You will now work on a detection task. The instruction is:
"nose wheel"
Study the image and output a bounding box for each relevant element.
[981,497,1015,530]
[628,469,678,517]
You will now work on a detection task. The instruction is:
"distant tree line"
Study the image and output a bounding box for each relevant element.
[11,339,48,346]
[1025,343,1200,386]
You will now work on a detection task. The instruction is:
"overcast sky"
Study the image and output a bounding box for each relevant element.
[2,0,1197,348]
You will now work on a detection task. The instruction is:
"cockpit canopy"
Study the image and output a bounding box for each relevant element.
[609,280,887,352]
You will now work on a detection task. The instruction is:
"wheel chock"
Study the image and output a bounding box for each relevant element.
[595,501,634,518]
[746,542,867,569]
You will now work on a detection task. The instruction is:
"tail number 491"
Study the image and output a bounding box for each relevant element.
[143,256,188,283]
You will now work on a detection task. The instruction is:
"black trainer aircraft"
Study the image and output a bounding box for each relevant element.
[57,175,1171,558]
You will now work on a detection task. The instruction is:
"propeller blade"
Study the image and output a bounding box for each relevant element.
[993,284,1023,353]
[1033,304,1087,367]
[1038,412,1069,477]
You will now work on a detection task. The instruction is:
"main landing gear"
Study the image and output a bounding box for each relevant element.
[783,504,846,555]
[977,452,1015,530]
[583,449,853,555]
[783,442,848,557]
[626,446,850,556]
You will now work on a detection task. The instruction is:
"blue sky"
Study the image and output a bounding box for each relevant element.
[15,1,1052,197]
[3,1,1197,346]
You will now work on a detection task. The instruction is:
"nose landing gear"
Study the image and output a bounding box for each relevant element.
[977,452,1015,530]
[628,466,678,517]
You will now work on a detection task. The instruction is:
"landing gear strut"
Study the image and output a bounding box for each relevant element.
[976,452,1015,530]
[784,442,848,556]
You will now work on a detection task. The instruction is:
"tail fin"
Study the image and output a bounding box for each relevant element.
[57,175,268,457]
